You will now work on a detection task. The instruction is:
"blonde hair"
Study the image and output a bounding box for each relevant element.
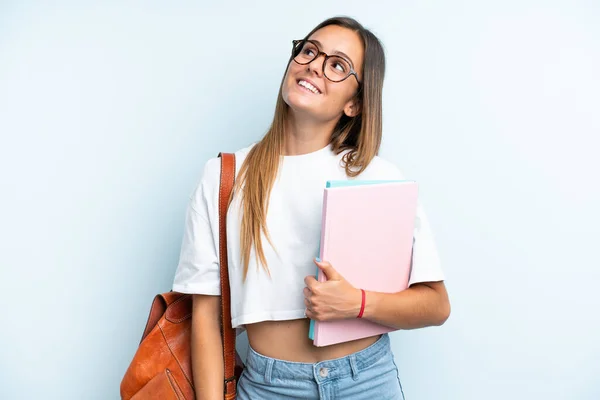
[234,16,386,280]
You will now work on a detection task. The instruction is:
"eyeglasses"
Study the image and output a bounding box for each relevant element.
[291,40,361,86]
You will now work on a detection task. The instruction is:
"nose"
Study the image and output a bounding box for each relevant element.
[307,52,326,77]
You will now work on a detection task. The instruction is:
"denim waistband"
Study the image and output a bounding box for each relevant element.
[244,334,391,383]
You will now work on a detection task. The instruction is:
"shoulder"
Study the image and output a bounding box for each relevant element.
[356,154,407,181]
[188,143,256,209]
[200,143,256,188]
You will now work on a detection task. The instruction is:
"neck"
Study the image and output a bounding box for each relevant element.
[283,110,338,156]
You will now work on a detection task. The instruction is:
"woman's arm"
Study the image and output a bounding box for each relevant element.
[304,261,450,329]
[191,294,225,400]
[362,281,450,329]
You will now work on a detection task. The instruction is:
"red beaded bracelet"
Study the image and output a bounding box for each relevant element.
[357,289,366,318]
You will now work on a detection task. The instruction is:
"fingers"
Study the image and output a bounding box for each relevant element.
[304,295,313,320]
[304,275,318,288]
[304,308,315,320]
[304,307,323,322]
[315,259,342,281]
[303,287,311,298]
[304,288,314,310]
[304,286,315,319]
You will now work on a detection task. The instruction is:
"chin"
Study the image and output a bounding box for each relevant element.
[283,85,318,116]
[284,91,313,113]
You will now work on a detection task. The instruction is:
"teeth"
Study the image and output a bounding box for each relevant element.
[299,80,320,94]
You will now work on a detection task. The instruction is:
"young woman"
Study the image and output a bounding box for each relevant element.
[173,16,450,400]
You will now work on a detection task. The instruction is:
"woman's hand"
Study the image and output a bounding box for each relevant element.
[303,258,362,322]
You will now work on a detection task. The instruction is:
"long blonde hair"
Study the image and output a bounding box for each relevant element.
[235,16,386,280]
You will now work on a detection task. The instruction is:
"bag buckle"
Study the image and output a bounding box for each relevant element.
[224,375,237,394]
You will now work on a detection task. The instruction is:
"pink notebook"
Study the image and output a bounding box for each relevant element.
[310,180,418,347]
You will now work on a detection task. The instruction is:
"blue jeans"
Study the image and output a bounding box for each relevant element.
[237,334,405,400]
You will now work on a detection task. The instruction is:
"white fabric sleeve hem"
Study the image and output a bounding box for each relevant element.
[408,271,446,287]
[172,283,221,296]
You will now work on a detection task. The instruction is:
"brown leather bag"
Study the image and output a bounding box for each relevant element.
[120,153,243,400]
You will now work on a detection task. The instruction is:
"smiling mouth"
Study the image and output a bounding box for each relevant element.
[297,79,322,94]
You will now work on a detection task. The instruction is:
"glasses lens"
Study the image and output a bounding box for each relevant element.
[324,56,352,82]
[293,41,318,64]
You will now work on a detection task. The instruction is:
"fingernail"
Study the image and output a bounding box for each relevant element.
[315,257,321,263]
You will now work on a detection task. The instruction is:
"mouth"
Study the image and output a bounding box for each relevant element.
[297,79,322,94]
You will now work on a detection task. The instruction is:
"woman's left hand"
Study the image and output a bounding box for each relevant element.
[303,259,362,322]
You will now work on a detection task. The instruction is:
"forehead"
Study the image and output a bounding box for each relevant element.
[307,25,364,68]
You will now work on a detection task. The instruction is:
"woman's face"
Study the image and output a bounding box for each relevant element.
[282,25,364,122]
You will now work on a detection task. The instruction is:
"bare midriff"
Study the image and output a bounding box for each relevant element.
[244,318,381,363]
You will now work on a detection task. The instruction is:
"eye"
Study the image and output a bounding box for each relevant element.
[327,58,349,75]
[333,61,346,73]
[303,48,315,57]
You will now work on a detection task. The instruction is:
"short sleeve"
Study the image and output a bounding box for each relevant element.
[408,204,445,286]
[172,160,221,295]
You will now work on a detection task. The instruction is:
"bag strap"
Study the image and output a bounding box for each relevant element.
[218,152,237,398]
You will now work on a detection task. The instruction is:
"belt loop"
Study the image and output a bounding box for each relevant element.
[349,354,359,381]
[264,358,275,384]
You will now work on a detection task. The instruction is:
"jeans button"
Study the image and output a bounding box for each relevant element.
[319,367,329,378]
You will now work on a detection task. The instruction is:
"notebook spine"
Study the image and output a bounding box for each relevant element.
[313,188,332,345]
[318,188,331,284]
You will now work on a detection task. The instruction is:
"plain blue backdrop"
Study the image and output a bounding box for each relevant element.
[1,1,599,399]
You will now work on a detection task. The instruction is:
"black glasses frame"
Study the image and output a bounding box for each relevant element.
[292,40,361,86]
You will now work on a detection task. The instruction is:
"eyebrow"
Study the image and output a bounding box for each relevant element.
[310,39,355,67]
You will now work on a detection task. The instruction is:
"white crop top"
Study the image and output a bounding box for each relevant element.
[172,143,445,329]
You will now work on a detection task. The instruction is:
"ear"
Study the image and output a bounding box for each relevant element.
[343,96,362,118]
